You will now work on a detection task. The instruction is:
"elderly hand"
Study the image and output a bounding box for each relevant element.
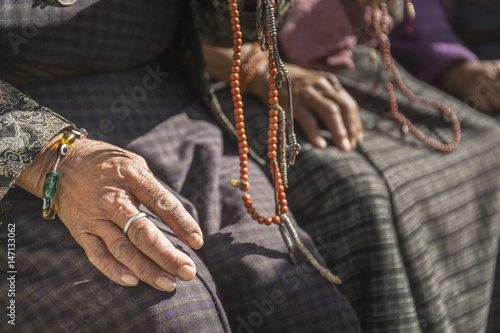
[16,133,203,292]
[251,63,362,151]
[440,60,500,114]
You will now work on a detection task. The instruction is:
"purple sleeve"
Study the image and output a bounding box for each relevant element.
[389,0,478,83]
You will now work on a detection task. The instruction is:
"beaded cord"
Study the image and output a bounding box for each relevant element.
[42,128,87,220]
[227,0,341,284]
[373,1,461,152]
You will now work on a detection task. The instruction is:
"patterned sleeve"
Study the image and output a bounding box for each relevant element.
[0,79,72,206]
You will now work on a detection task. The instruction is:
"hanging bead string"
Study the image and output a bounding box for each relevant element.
[42,128,87,220]
[227,0,341,285]
[373,1,461,152]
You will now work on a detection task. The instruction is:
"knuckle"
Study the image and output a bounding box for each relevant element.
[86,243,106,268]
[153,193,184,220]
[110,237,136,262]
[157,249,183,270]
[129,220,157,246]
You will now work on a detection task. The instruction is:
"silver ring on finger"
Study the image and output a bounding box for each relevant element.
[123,212,147,236]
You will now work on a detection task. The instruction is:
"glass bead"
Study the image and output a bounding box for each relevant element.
[57,143,68,156]
[42,197,52,210]
[42,208,57,220]
[43,180,57,198]
[61,132,76,146]
[46,171,59,182]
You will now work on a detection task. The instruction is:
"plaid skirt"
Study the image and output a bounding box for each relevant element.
[216,45,500,332]
[0,64,360,332]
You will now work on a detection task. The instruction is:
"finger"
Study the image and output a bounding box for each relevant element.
[127,165,203,250]
[107,201,198,283]
[318,74,363,148]
[94,218,184,291]
[79,232,140,287]
[302,86,352,151]
[293,99,327,148]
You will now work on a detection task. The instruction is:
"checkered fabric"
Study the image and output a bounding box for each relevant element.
[0,64,360,332]
[215,45,500,332]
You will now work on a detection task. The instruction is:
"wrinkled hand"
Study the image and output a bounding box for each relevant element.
[285,64,362,150]
[16,134,203,292]
[251,63,362,150]
[440,60,500,114]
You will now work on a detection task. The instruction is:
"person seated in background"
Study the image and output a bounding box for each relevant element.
[204,0,500,331]
[390,0,500,115]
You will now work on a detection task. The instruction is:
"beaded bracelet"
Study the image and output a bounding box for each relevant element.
[42,128,87,220]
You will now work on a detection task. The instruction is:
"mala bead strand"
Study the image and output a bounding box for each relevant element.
[227,0,286,225]
[373,1,461,152]
[42,128,87,220]
[227,0,342,285]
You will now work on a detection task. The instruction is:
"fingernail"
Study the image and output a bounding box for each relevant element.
[186,233,203,249]
[121,274,139,286]
[177,265,196,281]
[156,276,177,292]
[317,137,327,149]
[341,138,352,151]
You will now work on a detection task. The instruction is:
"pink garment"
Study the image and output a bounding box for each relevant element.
[279,0,394,73]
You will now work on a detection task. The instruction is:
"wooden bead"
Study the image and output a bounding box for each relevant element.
[280,199,288,207]
[230,73,239,81]
[238,141,247,148]
[268,144,277,151]
[230,80,240,87]
[240,161,248,168]
[239,147,249,155]
[242,194,251,202]
[257,217,265,224]
[230,17,239,25]
[238,134,247,142]
[230,10,239,17]
[247,207,255,214]
[235,115,244,122]
[267,151,277,159]
[279,192,286,199]
[268,137,277,144]
[244,200,252,209]
[264,217,272,226]
[233,38,242,46]
[233,31,242,39]
[231,66,240,73]
[269,97,278,105]
[241,173,249,182]
[233,45,242,53]
[239,154,248,161]
[235,122,244,130]
[251,212,259,220]
[280,206,288,214]
[272,216,280,224]
[232,88,241,96]
[234,101,244,108]
[240,167,248,175]
[240,182,250,191]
